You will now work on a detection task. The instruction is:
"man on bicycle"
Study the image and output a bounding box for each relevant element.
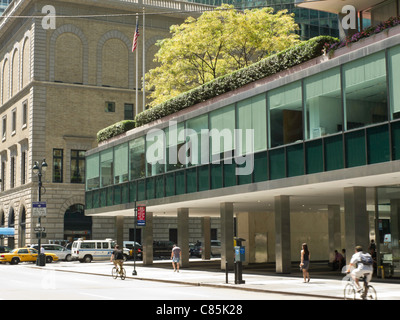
[346,245,373,299]
[111,244,124,275]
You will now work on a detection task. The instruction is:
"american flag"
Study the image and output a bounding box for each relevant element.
[132,21,139,52]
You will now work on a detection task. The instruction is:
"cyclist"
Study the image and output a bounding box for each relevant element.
[346,245,373,299]
[111,244,124,275]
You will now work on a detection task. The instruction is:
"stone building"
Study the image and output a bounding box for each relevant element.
[0,0,212,248]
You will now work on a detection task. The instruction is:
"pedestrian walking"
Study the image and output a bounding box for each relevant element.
[171,244,182,272]
[300,243,310,283]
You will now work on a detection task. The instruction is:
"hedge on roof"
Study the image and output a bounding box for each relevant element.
[97,35,338,143]
[97,120,135,143]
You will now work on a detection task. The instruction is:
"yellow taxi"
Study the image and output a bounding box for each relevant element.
[0,247,59,264]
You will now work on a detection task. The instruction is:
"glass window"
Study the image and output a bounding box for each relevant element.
[344,51,388,130]
[100,149,113,187]
[71,150,85,183]
[186,114,209,167]
[105,101,115,113]
[114,143,128,183]
[304,67,342,139]
[165,122,185,171]
[86,153,99,190]
[53,149,63,183]
[268,81,303,148]
[209,104,235,162]
[129,137,145,180]
[124,103,134,120]
[388,45,400,119]
[237,94,267,154]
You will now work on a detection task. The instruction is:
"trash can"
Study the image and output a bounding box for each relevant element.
[36,253,46,266]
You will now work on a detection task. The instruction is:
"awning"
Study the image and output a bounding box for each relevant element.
[296,0,386,14]
[0,228,15,236]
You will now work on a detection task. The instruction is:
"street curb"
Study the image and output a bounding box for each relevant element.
[34,266,343,300]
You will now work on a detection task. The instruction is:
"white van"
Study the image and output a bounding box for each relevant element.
[72,238,123,263]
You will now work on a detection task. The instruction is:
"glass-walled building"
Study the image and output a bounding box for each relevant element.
[186,0,339,39]
[0,0,11,14]
[86,0,400,276]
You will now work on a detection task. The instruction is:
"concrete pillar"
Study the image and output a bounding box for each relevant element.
[220,202,234,270]
[201,216,211,260]
[390,199,400,273]
[275,195,291,274]
[328,205,341,262]
[115,216,124,247]
[143,212,153,265]
[177,208,189,268]
[344,187,369,263]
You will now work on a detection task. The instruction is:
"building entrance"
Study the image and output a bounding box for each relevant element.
[64,204,92,242]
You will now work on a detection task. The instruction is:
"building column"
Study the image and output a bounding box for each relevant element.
[201,216,211,260]
[344,187,369,263]
[390,199,400,275]
[177,208,189,268]
[220,202,234,270]
[275,195,291,274]
[115,216,124,247]
[328,205,341,262]
[143,212,153,265]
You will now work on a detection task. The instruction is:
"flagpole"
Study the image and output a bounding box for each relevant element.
[142,8,146,111]
[135,13,139,117]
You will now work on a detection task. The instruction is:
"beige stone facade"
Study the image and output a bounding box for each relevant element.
[0,0,212,248]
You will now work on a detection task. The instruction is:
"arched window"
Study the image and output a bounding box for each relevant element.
[19,207,26,247]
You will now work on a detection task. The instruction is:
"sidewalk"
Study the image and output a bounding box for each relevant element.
[34,259,400,300]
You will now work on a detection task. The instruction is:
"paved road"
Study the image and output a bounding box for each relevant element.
[0,263,328,301]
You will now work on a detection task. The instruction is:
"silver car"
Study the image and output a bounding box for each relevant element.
[30,244,72,261]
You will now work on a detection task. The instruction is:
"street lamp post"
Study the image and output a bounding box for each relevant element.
[33,159,47,266]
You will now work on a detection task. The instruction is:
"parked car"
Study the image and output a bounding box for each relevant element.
[0,247,59,264]
[123,241,142,260]
[0,246,11,253]
[153,240,174,259]
[29,244,72,261]
[192,240,221,257]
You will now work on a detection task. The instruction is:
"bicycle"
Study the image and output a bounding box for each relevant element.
[343,274,377,300]
[112,266,126,280]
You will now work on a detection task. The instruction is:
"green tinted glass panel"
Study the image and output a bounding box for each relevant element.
[198,165,209,191]
[129,181,137,202]
[146,178,155,200]
[107,186,113,206]
[391,121,400,160]
[85,192,93,209]
[253,151,268,183]
[114,185,121,204]
[165,173,175,197]
[211,164,223,189]
[269,148,285,180]
[367,124,390,164]
[389,45,400,119]
[345,130,366,167]
[186,168,197,193]
[324,135,343,171]
[287,144,304,177]
[121,183,129,204]
[224,162,236,187]
[137,179,146,201]
[176,171,185,195]
[156,176,165,198]
[100,188,107,207]
[93,190,100,209]
[306,140,323,174]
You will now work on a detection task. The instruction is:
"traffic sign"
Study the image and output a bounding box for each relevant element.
[32,201,47,217]
[34,227,45,232]
[137,206,146,226]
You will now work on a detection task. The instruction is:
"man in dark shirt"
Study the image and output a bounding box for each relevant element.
[111,245,124,274]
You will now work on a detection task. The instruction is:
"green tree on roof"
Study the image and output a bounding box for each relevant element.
[145,4,300,107]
